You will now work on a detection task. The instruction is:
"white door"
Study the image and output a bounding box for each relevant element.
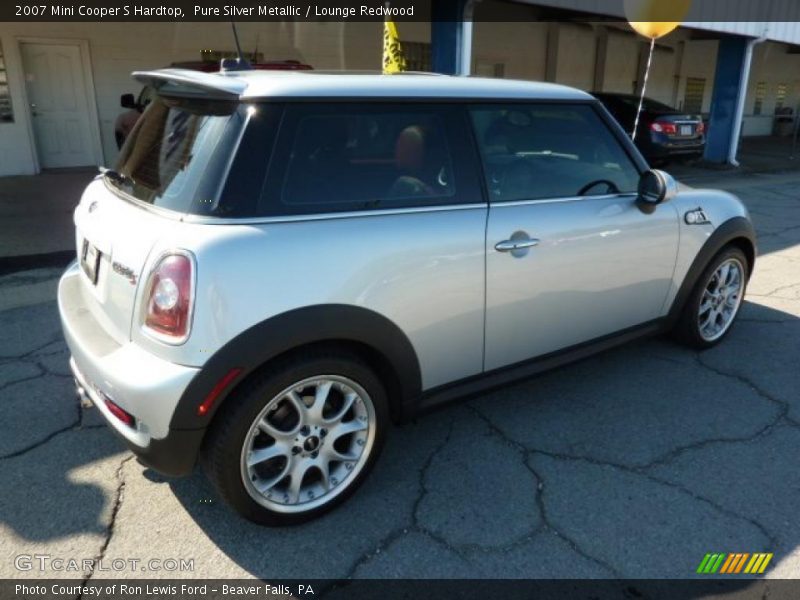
[20,42,96,168]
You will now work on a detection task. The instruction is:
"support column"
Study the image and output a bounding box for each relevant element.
[671,40,685,108]
[593,26,608,92]
[431,0,474,75]
[544,23,559,82]
[704,36,751,164]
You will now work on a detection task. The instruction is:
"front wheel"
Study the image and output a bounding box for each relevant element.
[673,246,749,349]
[201,348,389,525]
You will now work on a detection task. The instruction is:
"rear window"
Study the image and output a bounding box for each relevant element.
[110,95,245,215]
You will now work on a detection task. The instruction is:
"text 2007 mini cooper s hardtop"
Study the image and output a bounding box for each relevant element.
[59,69,756,524]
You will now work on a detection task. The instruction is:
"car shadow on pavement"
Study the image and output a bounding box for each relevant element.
[161,299,800,580]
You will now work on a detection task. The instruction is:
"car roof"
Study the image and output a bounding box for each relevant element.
[132,69,593,101]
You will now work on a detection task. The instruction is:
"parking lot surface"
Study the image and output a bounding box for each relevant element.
[1,170,799,580]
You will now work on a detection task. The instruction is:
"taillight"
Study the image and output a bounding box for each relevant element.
[143,252,194,342]
[650,121,676,134]
[697,122,706,134]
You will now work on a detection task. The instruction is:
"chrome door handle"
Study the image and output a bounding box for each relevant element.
[495,238,540,252]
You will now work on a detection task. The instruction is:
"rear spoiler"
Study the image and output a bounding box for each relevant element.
[132,69,247,100]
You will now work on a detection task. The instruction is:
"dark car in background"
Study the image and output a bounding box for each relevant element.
[593,92,706,164]
[114,59,312,148]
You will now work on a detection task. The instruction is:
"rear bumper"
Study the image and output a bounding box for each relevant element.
[72,359,204,476]
[642,134,705,159]
[59,262,203,476]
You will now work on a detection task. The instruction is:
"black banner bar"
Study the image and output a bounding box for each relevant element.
[5,579,800,600]
[3,0,800,22]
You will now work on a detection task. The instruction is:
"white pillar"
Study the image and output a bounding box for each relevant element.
[728,33,766,165]
[457,0,476,76]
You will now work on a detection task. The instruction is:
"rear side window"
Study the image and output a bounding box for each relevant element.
[111,95,246,215]
[470,103,641,202]
[261,103,482,215]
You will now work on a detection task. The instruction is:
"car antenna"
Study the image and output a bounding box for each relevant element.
[220,19,252,72]
[252,31,260,63]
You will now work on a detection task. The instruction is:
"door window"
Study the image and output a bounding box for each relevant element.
[470,104,641,202]
[261,103,482,215]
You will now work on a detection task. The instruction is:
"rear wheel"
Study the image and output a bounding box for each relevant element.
[674,246,748,349]
[201,348,389,525]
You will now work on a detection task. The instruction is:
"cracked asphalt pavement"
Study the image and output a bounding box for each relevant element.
[1,171,799,581]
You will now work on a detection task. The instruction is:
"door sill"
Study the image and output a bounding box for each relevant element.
[416,319,667,415]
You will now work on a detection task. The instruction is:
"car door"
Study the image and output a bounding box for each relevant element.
[472,103,680,372]
[255,102,488,390]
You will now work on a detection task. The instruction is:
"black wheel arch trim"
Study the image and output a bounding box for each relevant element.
[667,216,757,325]
[169,304,422,431]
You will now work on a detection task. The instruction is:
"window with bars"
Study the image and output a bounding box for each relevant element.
[753,81,767,115]
[474,60,505,78]
[0,40,13,123]
[682,78,706,114]
[402,41,431,72]
[775,82,788,110]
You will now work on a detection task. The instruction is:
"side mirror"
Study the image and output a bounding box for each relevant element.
[638,169,678,205]
[120,93,137,109]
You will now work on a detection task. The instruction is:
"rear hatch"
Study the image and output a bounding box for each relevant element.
[74,73,248,343]
[74,180,177,345]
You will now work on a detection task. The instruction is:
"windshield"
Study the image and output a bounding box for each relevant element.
[110,95,244,215]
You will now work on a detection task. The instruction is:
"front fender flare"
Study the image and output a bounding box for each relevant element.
[667,216,757,324]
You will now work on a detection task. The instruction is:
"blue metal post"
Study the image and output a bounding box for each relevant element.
[431,0,469,75]
[704,36,749,163]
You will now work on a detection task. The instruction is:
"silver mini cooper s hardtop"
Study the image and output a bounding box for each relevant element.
[58,69,756,524]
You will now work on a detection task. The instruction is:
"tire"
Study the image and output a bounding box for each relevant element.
[673,245,749,349]
[201,347,389,525]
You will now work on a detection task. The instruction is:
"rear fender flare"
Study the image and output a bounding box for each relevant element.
[169,304,421,430]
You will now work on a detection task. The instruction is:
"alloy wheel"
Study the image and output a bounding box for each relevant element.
[240,375,375,513]
[697,257,745,342]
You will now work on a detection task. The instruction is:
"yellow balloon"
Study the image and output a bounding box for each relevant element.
[624,0,692,39]
[628,21,680,40]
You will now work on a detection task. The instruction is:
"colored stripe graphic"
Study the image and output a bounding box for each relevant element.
[721,553,749,574]
[696,554,713,573]
[719,554,736,574]
[735,553,750,573]
[710,554,725,573]
[758,553,773,573]
[744,552,773,574]
[698,553,774,575]
[697,553,726,574]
